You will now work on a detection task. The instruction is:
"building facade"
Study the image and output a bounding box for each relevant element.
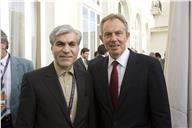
[0,0,169,68]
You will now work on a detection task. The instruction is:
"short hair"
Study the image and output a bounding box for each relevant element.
[94,51,98,57]
[100,13,129,35]
[80,48,89,55]
[49,24,82,45]
[97,44,107,55]
[155,52,161,58]
[1,30,9,49]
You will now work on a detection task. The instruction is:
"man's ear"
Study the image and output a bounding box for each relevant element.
[51,45,53,51]
[99,35,103,42]
[126,32,130,38]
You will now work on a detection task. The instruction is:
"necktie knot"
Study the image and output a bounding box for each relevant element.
[112,61,118,67]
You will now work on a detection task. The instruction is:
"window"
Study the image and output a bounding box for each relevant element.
[81,5,100,59]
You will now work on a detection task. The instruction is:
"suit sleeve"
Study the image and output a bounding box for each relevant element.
[28,61,34,71]
[15,74,36,128]
[148,59,172,128]
[26,60,34,72]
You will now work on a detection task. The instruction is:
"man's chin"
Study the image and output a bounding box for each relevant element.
[109,52,121,59]
[58,63,73,69]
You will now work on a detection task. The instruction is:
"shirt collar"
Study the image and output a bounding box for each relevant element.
[80,56,86,62]
[54,61,74,76]
[108,49,130,68]
[0,53,9,66]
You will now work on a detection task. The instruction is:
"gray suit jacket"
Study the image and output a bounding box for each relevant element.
[10,55,34,123]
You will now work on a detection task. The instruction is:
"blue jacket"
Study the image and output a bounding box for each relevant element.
[9,55,34,123]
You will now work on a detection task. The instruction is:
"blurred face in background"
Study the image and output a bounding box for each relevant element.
[51,32,79,70]
[100,18,129,60]
[82,52,89,60]
[0,41,8,59]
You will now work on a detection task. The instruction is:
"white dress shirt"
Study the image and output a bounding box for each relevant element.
[108,49,130,95]
[0,53,11,115]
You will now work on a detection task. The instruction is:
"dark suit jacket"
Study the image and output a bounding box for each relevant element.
[88,49,171,128]
[89,55,104,65]
[15,63,96,128]
[75,58,88,71]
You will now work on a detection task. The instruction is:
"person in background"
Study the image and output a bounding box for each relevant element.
[75,48,89,70]
[94,51,99,58]
[89,44,107,64]
[15,25,96,128]
[149,52,155,58]
[88,13,171,128]
[97,44,108,58]
[1,30,34,128]
[155,52,164,70]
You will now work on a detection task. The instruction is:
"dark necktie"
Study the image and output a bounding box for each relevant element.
[1,62,7,118]
[110,61,118,110]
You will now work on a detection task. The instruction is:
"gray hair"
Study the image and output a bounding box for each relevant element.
[49,24,82,45]
[100,13,129,35]
[1,30,9,49]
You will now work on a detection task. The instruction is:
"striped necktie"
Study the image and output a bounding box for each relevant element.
[1,62,7,119]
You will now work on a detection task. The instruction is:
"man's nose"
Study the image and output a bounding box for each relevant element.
[110,33,117,41]
[62,45,70,52]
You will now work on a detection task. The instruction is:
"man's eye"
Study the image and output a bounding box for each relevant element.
[104,33,112,37]
[55,41,64,46]
[115,31,123,36]
[69,42,77,47]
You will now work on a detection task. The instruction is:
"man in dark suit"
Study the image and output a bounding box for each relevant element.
[15,25,96,128]
[75,48,89,71]
[1,30,34,128]
[88,14,171,128]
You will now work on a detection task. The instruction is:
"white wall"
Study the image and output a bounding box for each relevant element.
[41,1,55,67]
[55,0,81,29]
[149,1,169,57]
[41,0,82,67]
[151,31,167,57]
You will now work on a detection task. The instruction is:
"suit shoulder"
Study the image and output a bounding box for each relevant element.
[133,52,159,63]
[89,56,105,66]
[24,65,48,77]
[89,56,104,65]
[132,52,161,69]
[11,56,33,65]
[76,57,82,62]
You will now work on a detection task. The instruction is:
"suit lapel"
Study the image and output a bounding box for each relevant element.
[117,50,138,110]
[104,58,114,112]
[43,63,72,125]
[73,65,86,125]
[80,58,86,70]
[98,57,114,113]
